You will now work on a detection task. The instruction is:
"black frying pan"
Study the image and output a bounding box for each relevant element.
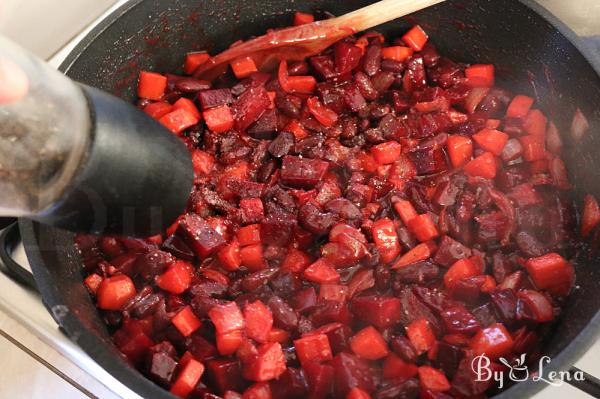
[12,0,600,398]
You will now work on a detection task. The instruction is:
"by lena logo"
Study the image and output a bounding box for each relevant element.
[471,353,585,389]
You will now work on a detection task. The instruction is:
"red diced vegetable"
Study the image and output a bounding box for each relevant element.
[281,248,312,273]
[392,242,435,269]
[294,333,333,364]
[352,295,402,328]
[319,284,348,302]
[170,359,205,398]
[96,275,136,310]
[582,194,600,237]
[237,224,262,246]
[243,342,287,382]
[280,155,329,189]
[350,326,389,360]
[517,290,554,322]
[371,141,402,165]
[472,128,509,156]
[284,119,309,140]
[244,300,273,343]
[184,51,210,75]
[293,11,314,26]
[371,218,400,263]
[209,301,245,334]
[418,366,451,392]
[172,306,202,337]
[463,151,497,179]
[288,75,317,94]
[523,109,547,137]
[144,101,172,119]
[383,354,418,382]
[203,105,234,133]
[178,213,226,258]
[519,135,546,162]
[470,323,514,359]
[447,135,473,168]
[137,71,167,100]
[347,387,372,399]
[402,25,428,51]
[525,253,574,296]
[394,200,418,225]
[240,244,266,271]
[243,382,272,399]
[381,46,413,62]
[231,56,258,79]
[406,319,436,354]
[303,258,340,284]
[307,96,338,127]
[444,258,479,289]
[173,97,201,120]
[191,149,215,176]
[159,108,199,134]
[217,330,243,355]
[571,107,589,143]
[506,94,534,119]
[465,64,494,87]
[84,273,103,295]
[156,260,193,294]
[408,214,439,242]
[218,240,242,271]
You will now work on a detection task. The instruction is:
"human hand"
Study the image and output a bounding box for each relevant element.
[0,58,28,103]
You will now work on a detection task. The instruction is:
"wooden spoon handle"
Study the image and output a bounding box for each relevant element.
[326,0,445,33]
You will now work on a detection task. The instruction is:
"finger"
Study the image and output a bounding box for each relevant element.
[0,58,29,103]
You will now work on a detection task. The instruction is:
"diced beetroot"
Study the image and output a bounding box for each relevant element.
[260,213,296,247]
[206,359,246,394]
[294,333,333,364]
[270,367,309,399]
[232,86,271,131]
[331,352,378,395]
[303,258,340,284]
[243,382,271,399]
[351,295,402,328]
[280,155,329,189]
[178,214,226,258]
[440,305,481,335]
[304,361,335,398]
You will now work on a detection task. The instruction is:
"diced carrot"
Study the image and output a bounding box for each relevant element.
[243,342,287,382]
[172,306,202,337]
[231,56,258,79]
[447,135,473,168]
[203,105,234,133]
[170,359,205,398]
[244,300,273,343]
[306,96,338,127]
[218,240,242,271]
[381,46,413,62]
[217,329,244,355]
[303,258,340,284]
[463,151,497,179]
[519,135,546,162]
[406,319,436,354]
[284,119,309,140]
[347,387,372,399]
[506,94,534,119]
[350,326,389,360]
[184,51,210,75]
[84,273,103,295]
[191,149,216,176]
[371,141,402,165]
[525,253,574,296]
[470,323,514,359]
[156,260,193,294]
[582,194,600,237]
[137,71,167,100]
[267,91,276,109]
[319,284,348,302]
[418,366,451,392]
[173,97,201,119]
[486,119,501,129]
[237,224,262,246]
[243,382,272,399]
[394,200,418,225]
[523,109,547,137]
[96,275,136,310]
[240,244,266,271]
[465,64,495,88]
[402,25,428,51]
[371,218,400,264]
[472,128,509,156]
[392,242,436,269]
[281,248,312,273]
[267,328,290,344]
[407,214,439,242]
[444,258,479,289]
[208,301,245,335]
[159,107,199,134]
[294,333,333,364]
[294,11,314,26]
[144,101,172,119]
[287,76,317,94]
[383,354,418,381]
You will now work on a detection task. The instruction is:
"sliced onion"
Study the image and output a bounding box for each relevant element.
[548,157,571,190]
[571,107,589,143]
[463,87,490,114]
[545,121,563,154]
[500,138,523,162]
[488,188,516,246]
[517,290,554,322]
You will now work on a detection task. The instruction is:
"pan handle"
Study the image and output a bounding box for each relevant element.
[0,221,38,291]
[566,366,600,397]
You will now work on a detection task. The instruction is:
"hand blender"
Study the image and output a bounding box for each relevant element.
[0,35,193,237]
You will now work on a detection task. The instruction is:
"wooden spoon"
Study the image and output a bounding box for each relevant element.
[194,0,445,80]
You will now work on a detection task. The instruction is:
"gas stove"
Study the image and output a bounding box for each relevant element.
[0,1,599,399]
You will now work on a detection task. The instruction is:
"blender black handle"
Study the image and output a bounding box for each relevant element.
[0,222,38,291]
